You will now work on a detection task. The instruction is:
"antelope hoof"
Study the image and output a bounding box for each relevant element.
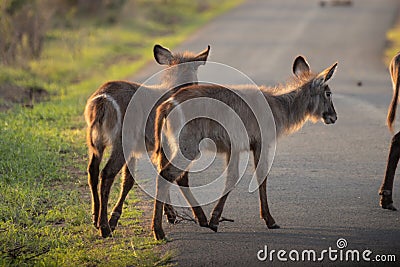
[381,202,397,211]
[208,224,218,232]
[267,223,280,229]
[153,229,166,240]
[109,214,120,231]
[379,193,397,211]
[100,224,113,238]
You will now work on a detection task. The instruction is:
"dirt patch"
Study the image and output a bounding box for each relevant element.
[0,84,50,111]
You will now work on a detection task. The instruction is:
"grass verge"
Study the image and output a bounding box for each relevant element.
[0,1,243,266]
[385,15,400,65]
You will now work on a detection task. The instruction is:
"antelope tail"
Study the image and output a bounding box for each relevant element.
[387,54,400,133]
[85,94,121,156]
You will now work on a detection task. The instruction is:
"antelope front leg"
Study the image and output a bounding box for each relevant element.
[258,179,279,229]
[379,131,400,211]
[109,160,136,231]
[209,152,239,232]
[209,193,231,232]
[253,145,279,229]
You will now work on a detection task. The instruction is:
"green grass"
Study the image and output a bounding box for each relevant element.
[385,18,400,65]
[0,0,243,266]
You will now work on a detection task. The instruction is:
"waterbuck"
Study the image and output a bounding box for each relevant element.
[151,55,338,240]
[379,52,400,211]
[84,44,210,238]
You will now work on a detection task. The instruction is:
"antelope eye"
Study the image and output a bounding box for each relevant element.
[325,91,332,98]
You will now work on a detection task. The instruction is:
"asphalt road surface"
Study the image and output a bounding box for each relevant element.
[132,0,400,266]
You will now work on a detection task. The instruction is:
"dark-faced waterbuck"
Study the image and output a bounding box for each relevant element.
[379,52,400,211]
[84,44,210,238]
[151,55,338,240]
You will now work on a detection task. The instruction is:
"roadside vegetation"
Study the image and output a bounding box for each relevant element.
[385,17,400,64]
[0,0,242,266]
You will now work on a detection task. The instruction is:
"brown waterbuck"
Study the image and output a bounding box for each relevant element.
[151,55,338,240]
[84,44,210,237]
[379,52,400,211]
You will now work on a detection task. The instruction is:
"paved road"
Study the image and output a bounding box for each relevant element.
[133,0,400,266]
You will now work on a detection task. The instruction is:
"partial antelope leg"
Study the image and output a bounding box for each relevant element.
[379,131,400,211]
[253,144,279,229]
[176,171,209,227]
[159,149,178,224]
[109,158,136,231]
[152,152,190,240]
[152,166,176,240]
[208,152,239,232]
[87,147,104,228]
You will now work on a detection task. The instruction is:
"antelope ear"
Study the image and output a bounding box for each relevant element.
[293,55,311,77]
[194,45,210,65]
[154,44,173,65]
[314,62,338,86]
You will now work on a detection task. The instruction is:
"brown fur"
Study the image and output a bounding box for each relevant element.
[151,55,338,240]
